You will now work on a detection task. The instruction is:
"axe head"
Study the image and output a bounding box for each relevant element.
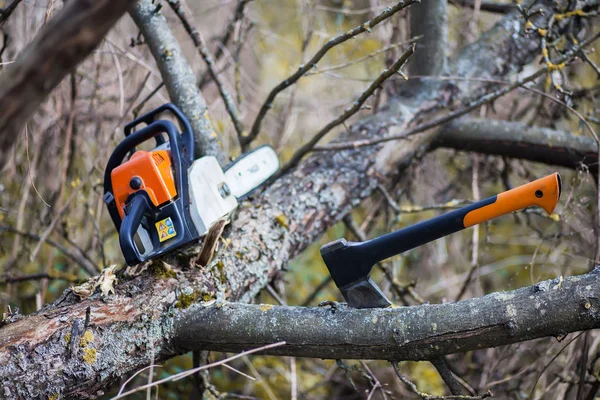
[320,238,391,308]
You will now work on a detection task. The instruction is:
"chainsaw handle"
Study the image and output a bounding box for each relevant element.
[124,103,195,162]
[119,193,154,265]
[349,173,561,278]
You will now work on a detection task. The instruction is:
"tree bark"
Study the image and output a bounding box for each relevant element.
[0,0,136,170]
[129,0,224,163]
[174,271,600,360]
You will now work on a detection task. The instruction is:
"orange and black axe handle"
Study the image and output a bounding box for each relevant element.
[321,173,562,308]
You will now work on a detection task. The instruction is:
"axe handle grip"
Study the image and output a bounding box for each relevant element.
[357,173,561,265]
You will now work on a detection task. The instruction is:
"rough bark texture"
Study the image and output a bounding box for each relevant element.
[0,3,584,399]
[0,0,136,170]
[175,271,600,359]
[129,0,224,163]
[437,117,598,173]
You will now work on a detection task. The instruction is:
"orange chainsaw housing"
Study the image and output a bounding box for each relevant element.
[111,150,177,220]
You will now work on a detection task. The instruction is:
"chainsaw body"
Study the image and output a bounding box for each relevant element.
[104,105,202,265]
[104,104,280,265]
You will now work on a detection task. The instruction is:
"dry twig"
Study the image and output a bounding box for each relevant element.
[243,0,419,150]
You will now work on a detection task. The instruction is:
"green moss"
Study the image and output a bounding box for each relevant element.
[202,292,216,302]
[216,260,227,284]
[149,262,177,280]
[48,393,60,400]
[274,214,288,228]
[176,292,199,309]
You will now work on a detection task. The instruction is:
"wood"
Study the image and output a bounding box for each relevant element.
[437,117,598,174]
[175,272,600,360]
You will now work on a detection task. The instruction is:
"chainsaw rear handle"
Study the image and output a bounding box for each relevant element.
[124,103,195,162]
[103,120,188,230]
[324,173,561,289]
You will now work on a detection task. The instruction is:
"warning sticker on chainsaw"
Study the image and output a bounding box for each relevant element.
[156,217,176,242]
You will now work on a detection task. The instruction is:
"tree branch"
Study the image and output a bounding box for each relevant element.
[0,0,135,170]
[173,271,600,360]
[409,0,447,78]
[274,44,415,179]
[0,0,22,28]
[129,0,224,162]
[436,117,598,174]
[166,0,245,145]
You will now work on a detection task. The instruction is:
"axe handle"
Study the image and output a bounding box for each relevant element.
[356,173,561,266]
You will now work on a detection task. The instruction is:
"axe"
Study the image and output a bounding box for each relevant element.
[320,173,562,308]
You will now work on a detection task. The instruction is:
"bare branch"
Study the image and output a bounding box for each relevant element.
[450,0,514,14]
[173,272,600,360]
[0,0,22,28]
[436,117,598,174]
[129,0,224,162]
[198,0,251,89]
[243,0,420,150]
[314,30,600,152]
[274,44,415,179]
[166,0,245,144]
[409,0,447,78]
[392,362,492,399]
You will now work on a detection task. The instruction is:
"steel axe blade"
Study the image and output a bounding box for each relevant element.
[321,173,562,309]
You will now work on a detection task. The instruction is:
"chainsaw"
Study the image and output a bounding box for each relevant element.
[321,173,562,308]
[103,103,279,265]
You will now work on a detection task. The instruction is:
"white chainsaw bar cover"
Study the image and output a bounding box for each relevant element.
[188,156,238,236]
[224,146,280,198]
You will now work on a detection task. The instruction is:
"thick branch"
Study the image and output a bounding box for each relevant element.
[409,0,447,77]
[0,0,135,170]
[174,271,600,359]
[436,117,598,173]
[450,0,514,14]
[129,0,224,162]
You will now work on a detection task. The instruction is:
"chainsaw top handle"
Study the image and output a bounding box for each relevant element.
[124,103,195,163]
[103,119,189,229]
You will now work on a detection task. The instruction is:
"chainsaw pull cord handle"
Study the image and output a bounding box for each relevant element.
[123,103,195,163]
[103,120,187,229]
[338,173,561,278]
